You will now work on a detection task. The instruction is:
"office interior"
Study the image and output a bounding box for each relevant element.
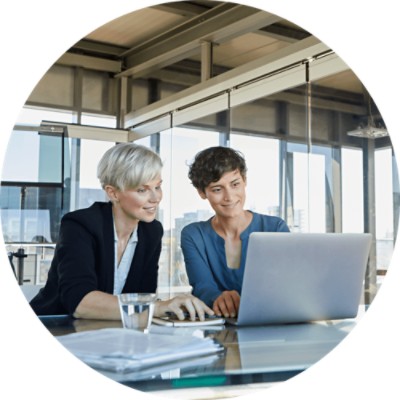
[1,1,398,330]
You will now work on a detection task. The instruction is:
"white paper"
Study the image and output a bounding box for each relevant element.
[57,328,223,373]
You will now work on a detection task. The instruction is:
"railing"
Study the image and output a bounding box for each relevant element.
[6,243,56,285]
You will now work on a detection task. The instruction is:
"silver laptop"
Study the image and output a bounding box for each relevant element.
[227,232,372,326]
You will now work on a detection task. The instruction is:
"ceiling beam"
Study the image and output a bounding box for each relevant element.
[151,2,212,17]
[116,4,281,79]
[56,53,122,73]
[124,36,329,129]
[258,23,311,43]
[70,39,129,58]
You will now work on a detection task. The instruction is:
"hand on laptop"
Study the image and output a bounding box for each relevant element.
[213,290,240,318]
[155,293,214,321]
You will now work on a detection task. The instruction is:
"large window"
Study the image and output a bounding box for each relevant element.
[77,140,114,210]
[342,147,364,233]
[375,147,395,274]
[156,127,219,294]
[230,134,280,216]
[291,149,326,232]
[1,107,74,284]
[2,54,398,306]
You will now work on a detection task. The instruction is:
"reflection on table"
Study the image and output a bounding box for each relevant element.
[39,312,361,392]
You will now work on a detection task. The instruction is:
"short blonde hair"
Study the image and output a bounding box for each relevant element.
[97,143,162,191]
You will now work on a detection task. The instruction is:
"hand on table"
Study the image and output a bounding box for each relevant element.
[213,290,240,318]
[155,293,214,321]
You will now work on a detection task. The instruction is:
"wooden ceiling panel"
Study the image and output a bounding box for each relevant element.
[85,8,188,48]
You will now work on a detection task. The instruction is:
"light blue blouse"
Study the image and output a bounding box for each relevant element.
[180,211,289,307]
[113,224,138,295]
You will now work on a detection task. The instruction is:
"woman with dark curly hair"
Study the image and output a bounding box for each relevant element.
[181,146,289,319]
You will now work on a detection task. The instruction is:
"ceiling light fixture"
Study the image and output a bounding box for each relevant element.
[347,94,388,139]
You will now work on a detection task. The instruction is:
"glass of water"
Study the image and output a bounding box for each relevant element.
[118,293,157,333]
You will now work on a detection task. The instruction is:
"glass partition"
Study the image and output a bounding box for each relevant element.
[341,147,364,233]
[156,126,219,295]
[230,134,280,217]
[286,143,327,232]
[1,51,398,305]
[375,147,395,278]
[1,108,74,284]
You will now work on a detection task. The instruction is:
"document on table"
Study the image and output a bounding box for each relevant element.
[57,328,223,373]
[153,315,225,327]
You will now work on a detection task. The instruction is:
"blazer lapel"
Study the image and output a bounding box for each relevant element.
[102,202,115,293]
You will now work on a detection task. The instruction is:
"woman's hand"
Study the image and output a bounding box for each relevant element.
[213,290,240,318]
[154,293,214,321]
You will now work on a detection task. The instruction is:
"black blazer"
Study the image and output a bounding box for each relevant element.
[30,202,163,315]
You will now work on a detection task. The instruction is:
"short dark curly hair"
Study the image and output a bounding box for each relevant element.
[188,146,247,193]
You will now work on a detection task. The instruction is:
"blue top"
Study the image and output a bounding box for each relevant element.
[181,211,289,307]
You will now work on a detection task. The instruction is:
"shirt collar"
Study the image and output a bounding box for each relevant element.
[113,222,138,244]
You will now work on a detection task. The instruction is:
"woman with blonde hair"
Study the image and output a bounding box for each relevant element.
[31,143,213,322]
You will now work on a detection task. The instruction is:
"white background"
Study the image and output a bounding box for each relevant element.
[1,1,399,399]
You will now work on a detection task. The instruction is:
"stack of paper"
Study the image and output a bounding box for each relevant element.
[57,328,223,373]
